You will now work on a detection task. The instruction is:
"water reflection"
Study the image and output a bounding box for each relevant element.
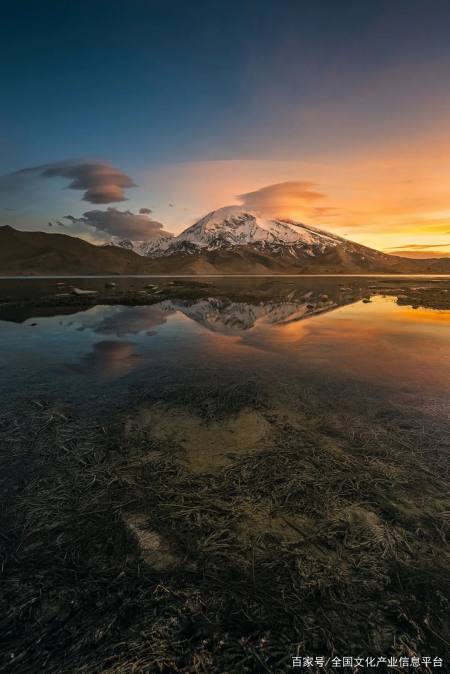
[67,340,141,380]
[92,305,171,337]
[0,283,449,411]
[165,294,341,334]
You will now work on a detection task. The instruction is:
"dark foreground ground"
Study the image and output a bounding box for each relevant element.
[0,279,449,673]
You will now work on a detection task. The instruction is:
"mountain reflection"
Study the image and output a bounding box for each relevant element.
[86,286,357,338]
[0,281,449,401]
[55,291,358,379]
[165,295,344,335]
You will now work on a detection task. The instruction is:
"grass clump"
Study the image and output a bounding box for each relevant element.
[0,377,449,673]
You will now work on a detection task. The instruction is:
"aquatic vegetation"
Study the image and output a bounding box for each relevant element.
[1,373,448,673]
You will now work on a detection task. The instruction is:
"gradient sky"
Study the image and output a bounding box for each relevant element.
[1,0,450,254]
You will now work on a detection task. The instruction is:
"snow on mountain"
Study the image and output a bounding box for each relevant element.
[111,233,173,257]
[162,294,339,336]
[173,206,344,255]
[107,205,389,267]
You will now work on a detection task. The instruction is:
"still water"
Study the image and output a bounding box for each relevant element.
[0,278,449,417]
[3,278,449,671]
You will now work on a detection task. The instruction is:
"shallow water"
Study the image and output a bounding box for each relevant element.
[1,278,449,417]
[2,278,450,668]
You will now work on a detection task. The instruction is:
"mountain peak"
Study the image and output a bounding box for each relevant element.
[173,205,349,255]
[111,232,174,256]
[176,205,310,249]
[107,205,349,258]
[194,205,258,226]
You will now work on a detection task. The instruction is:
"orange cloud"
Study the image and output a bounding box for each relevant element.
[236,181,324,217]
[388,250,450,258]
[235,181,346,222]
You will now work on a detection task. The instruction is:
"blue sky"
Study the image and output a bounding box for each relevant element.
[2,1,450,252]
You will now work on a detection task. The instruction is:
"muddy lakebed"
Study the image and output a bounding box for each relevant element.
[0,276,449,673]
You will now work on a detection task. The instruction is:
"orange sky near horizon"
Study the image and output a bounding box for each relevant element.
[142,123,450,255]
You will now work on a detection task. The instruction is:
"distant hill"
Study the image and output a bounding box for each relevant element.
[0,225,150,275]
[1,217,449,275]
[387,249,450,259]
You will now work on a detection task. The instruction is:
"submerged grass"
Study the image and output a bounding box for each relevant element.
[1,377,449,673]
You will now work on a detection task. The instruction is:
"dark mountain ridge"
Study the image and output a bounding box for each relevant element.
[1,223,449,275]
[0,225,151,275]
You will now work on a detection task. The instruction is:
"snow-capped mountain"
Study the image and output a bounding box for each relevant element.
[111,233,173,257]
[172,205,344,255]
[110,205,358,259]
[106,204,423,274]
[1,223,447,275]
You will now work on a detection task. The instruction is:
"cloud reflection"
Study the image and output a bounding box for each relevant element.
[93,305,173,337]
[67,340,140,380]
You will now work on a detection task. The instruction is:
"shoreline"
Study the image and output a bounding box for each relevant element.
[1,276,450,317]
[1,273,450,279]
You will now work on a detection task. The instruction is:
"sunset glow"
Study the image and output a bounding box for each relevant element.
[1,1,450,258]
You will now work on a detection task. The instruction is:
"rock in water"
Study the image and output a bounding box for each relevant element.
[71,287,98,296]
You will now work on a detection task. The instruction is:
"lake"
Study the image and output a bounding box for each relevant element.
[1,276,449,672]
[1,277,449,416]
